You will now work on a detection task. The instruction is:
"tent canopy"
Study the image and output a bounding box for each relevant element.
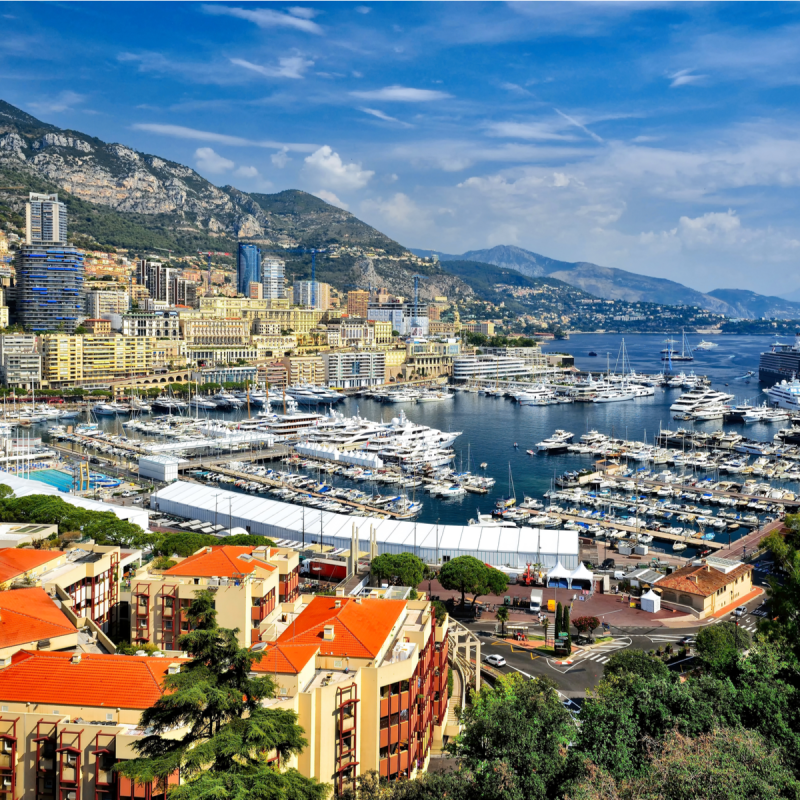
[547,561,571,580]
[570,562,594,581]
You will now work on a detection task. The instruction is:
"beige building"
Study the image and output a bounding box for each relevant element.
[402,339,461,380]
[282,355,326,386]
[130,545,300,650]
[86,289,130,317]
[347,289,369,318]
[655,557,754,618]
[180,318,252,347]
[462,320,495,335]
[40,334,159,387]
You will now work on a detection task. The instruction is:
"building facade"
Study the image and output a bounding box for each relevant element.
[293,281,331,310]
[86,289,130,317]
[0,334,41,388]
[347,290,369,318]
[452,355,531,382]
[25,193,67,245]
[237,243,261,296]
[323,349,386,388]
[402,338,461,380]
[262,257,286,300]
[121,311,181,339]
[180,318,251,347]
[282,355,326,386]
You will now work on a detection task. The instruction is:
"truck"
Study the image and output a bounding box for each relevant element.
[529,589,543,613]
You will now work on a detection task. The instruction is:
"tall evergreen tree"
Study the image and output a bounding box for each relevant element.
[563,606,571,654]
[116,590,328,800]
[555,602,563,639]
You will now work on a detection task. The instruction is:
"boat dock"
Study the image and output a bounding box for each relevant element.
[633,478,800,508]
[552,511,725,550]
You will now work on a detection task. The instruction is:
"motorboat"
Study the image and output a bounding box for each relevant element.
[536,430,574,452]
[695,340,718,350]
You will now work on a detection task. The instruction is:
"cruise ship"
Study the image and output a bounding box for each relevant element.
[766,377,800,410]
[759,334,800,384]
[669,387,734,414]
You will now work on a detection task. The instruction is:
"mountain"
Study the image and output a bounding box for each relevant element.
[412,245,735,315]
[706,289,800,320]
[0,100,468,301]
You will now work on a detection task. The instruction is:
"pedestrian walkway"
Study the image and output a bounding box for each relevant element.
[571,638,629,665]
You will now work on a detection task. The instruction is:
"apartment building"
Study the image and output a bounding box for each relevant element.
[0,651,184,800]
[262,361,288,390]
[253,593,450,792]
[462,320,495,335]
[82,319,112,335]
[281,355,325,386]
[322,349,386,389]
[130,545,300,650]
[452,354,531,382]
[180,318,251,347]
[86,289,130,317]
[325,318,375,349]
[40,334,159,387]
[0,587,78,662]
[293,280,331,311]
[251,334,297,358]
[477,345,547,368]
[346,289,369,318]
[0,334,41,389]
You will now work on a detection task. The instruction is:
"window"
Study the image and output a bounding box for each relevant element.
[106,713,114,721]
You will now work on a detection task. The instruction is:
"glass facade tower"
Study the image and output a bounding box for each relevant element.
[237,243,261,296]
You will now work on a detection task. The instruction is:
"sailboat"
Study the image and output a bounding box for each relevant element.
[661,329,694,362]
[593,345,635,403]
[495,463,517,509]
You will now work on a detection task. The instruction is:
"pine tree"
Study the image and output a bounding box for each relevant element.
[116,590,328,800]
[555,601,563,639]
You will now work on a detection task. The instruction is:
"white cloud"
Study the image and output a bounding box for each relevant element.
[194,147,234,174]
[554,109,604,143]
[359,107,412,128]
[272,148,291,168]
[355,5,371,13]
[668,68,705,88]
[131,123,318,152]
[202,4,323,34]
[350,85,452,102]
[486,120,577,141]
[362,193,425,228]
[288,7,319,19]
[28,90,86,113]
[231,56,313,80]
[302,145,374,190]
[235,165,259,178]
[314,190,349,210]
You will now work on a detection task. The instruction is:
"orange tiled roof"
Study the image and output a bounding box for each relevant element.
[164,546,277,578]
[0,588,75,649]
[276,596,406,659]
[251,643,319,675]
[0,651,187,709]
[0,549,64,584]
[657,562,753,598]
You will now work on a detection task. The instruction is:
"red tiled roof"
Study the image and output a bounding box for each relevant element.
[251,643,319,675]
[164,546,276,578]
[0,651,187,709]
[0,549,64,584]
[0,588,75,649]
[657,562,753,598]
[276,596,406,659]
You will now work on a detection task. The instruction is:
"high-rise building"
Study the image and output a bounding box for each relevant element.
[293,280,330,310]
[15,193,84,332]
[25,193,67,245]
[172,277,198,308]
[137,260,176,304]
[347,289,369,318]
[261,257,286,299]
[237,243,261,296]
[86,289,130,317]
[249,281,263,300]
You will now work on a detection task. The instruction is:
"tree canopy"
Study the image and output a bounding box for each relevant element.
[370,552,425,588]
[438,556,508,607]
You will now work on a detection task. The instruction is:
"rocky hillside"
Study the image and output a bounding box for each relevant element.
[707,289,800,320]
[0,99,472,302]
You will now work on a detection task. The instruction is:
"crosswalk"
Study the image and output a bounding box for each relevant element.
[573,639,630,665]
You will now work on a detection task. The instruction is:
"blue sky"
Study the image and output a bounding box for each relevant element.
[4,2,800,296]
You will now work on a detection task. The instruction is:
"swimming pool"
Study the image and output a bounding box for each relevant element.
[29,469,74,491]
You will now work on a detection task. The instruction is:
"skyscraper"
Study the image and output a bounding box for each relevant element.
[261,257,286,300]
[293,280,330,310]
[237,243,261,296]
[25,193,67,245]
[15,193,84,332]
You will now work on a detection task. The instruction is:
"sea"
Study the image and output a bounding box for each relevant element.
[49,334,787,553]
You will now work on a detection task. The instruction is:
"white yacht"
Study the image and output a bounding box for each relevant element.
[695,340,718,350]
[536,430,574,452]
[767,377,800,410]
[690,404,728,421]
[670,387,734,414]
[593,388,634,403]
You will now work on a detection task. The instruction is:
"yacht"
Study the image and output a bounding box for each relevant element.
[670,387,734,414]
[629,385,655,398]
[416,391,454,403]
[767,377,800,410]
[690,404,728,421]
[695,340,718,350]
[210,390,244,409]
[189,397,219,411]
[151,397,188,413]
[536,430,574,452]
[92,402,130,417]
[593,387,634,403]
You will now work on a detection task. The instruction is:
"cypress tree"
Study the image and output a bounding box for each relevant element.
[555,601,563,639]
[563,606,571,654]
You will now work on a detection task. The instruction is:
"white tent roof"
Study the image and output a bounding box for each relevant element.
[547,561,571,579]
[641,589,660,601]
[570,562,594,581]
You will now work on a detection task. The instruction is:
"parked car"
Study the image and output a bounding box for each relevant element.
[484,654,506,667]
[601,558,615,570]
[734,605,747,617]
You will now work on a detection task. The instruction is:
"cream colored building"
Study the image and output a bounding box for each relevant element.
[282,355,326,385]
[40,334,160,387]
[180,318,252,347]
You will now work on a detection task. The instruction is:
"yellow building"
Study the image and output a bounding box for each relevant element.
[40,334,159,387]
[347,289,369,318]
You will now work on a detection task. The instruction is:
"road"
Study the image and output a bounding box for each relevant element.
[468,558,774,699]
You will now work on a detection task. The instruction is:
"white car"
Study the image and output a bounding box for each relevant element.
[733,605,747,617]
[484,654,506,667]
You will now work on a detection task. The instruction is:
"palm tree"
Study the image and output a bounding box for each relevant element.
[496,605,509,636]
